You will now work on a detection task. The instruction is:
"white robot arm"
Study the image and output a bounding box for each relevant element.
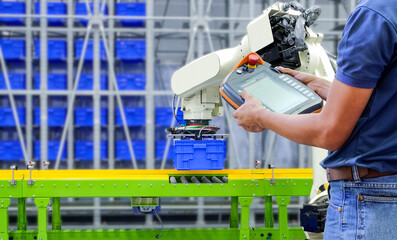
[171,2,335,124]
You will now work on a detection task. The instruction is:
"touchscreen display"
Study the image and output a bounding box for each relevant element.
[241,72,307,113]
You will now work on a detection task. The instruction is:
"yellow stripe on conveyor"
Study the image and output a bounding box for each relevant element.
[0,169,313,180]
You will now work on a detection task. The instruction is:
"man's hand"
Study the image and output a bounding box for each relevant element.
[279,67,331,100]
[232,91,266,132]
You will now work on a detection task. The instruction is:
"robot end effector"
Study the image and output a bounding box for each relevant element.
[171,2,335,124]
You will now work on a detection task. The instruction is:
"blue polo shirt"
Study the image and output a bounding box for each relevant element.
[320,0,397,172]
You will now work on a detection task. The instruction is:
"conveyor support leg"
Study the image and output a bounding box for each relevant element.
[264,196,274,227]
[0,198,10,240]
[230,196,239,228]
[34,198,50,240]
[239,197,253,240]
[52,197,62,230]
[17,198,27,230]
[276,196,291,239]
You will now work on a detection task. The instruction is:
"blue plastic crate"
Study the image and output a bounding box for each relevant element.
[75,107,108,126]
[155,107,186,126]
[0,141,23,160]
[34,141,67,160]
[116,73,146,90]
[155,140,173,159]
[74,140,107,160]
[116,40,146,60]
[0,73,25,90]
[116,3,145,27]
[0,2,25,26]
[173,140,226,170]
[115,140,145,160]
[34,73,67,90]
[75,40,107,60]
[0,39,25,59]
[0,107,25,126]
[115,107,145,126]
[34,107,66,126]
[35,2,67,26]
[75,2,108,26]
[34,39,67,60]
[77,74,107,90]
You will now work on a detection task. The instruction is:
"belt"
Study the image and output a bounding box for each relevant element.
[326,166,397,182]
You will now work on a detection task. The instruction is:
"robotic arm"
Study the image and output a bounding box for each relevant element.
[171,2,335,124]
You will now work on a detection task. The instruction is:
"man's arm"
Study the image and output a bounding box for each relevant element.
[232,78,373,151]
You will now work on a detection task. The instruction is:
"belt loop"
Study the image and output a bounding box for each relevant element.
[352,165,361,182]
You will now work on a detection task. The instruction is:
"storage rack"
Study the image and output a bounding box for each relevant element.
[0,0,356,230]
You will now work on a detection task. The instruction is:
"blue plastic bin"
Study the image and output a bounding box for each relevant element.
[115,107,145,126]
[0,107,25,126]
[156,107,186,126]
[34,73,67,90]
[34,141,67,160]
[0,39,25,59]
[173,140,226,170]
[0,141,23,160]
[75,2,108,26]
[0,2,25,25]
[34,107,66,126]
[34,39,67,60]
[155,141,173,159]
[0,73,25,90]
[116,3,145,27]
[77,74,107,90]
[116,73,146,90]
[75,40,107,60]
[35,2,67,26]
[75,107,108,126]
[116,40,146,60]
[115,140,145,160]
[74,140,107,160]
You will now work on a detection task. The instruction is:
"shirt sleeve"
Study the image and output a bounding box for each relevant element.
[335,6,396,89]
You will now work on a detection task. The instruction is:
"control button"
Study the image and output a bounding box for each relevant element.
[248,54,259,65]
[287,80,293,84]
[291,82,297,87]
[311,97,316,100]
[236,69,243,74]
[303,90,310,94]
[308,93,314,97]
[295,85,301,89]
[299,88,305,92]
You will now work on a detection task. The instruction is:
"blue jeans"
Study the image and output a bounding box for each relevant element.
[324,174,397,239]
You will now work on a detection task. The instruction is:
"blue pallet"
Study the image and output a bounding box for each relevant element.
[34,39,67,60]
[156,107,186,126]
[173,140,226,170]
[0,141,23,160]
[0,2,25,26]
[34,141,67,160]
[0,39,25,59]
[75,2,108,26]
[77,74,107,90]
[34,107,66,126]
[116,40,146,60]
[75,40,107,60]
[116,73,146,90]
[35,2,67,26]
[115,140,145,160]
[0,73,25,90]
[75,107,108,126]
[0,107,25,126]
[115,107,145,126]
[116,3,145,27]
[34,73,67,90]
[155,141,173,159]
[74,140,107,160]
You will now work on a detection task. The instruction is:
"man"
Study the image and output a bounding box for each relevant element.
[233,0,397,239]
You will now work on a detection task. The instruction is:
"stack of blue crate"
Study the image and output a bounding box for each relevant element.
[116,2,145,27]
[0,1,25,26]
[35,2,67,26]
